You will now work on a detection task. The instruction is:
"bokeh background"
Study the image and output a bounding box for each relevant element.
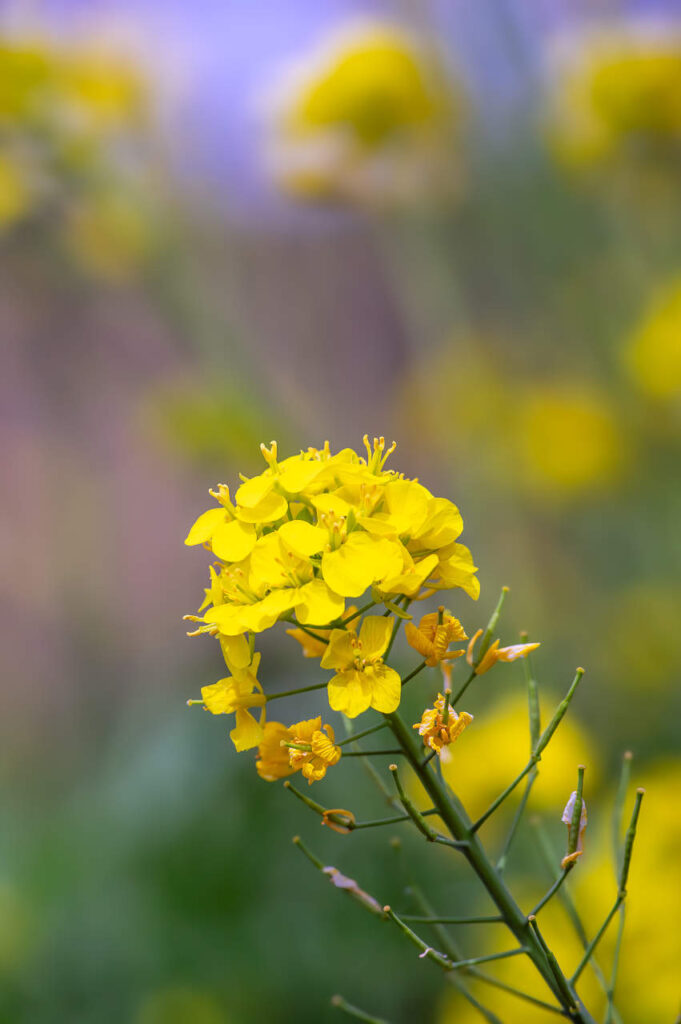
[1,1,680,1021]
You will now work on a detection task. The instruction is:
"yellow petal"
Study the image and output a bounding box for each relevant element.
[320,629,356,670]
[411,497,463,549]
[295,579,344,625]
[219,633,252,671]
[242,589,298,632]
[235,473,275,508]
[184,507,226,546]
[327,670,372,718]
[230,708,264,751]
[211,519,257,562]
[366,664,401,714]
[382,479,431,536]
[278,519,328,558]
[312,492,352,518]
[437,543,480,600]
[201,678,236,715]
[358,615,394,658]
[278,457,323,494]
[236,489,288,524]
[322,533,376,597]
[205,603,253,636]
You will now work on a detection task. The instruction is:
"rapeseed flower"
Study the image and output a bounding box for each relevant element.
[405,610,467,667]
[624,276,681,400]
[196,653,266,752]
[322,615,401,717]
[265,20,463,204]
[256,717,341,784]
[547,23,681,171]
[413,693,473,754]
[185,436,478,737]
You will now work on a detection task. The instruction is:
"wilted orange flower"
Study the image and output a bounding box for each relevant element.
[413,693,473,754]
[257,716,342,784]
[405,610,467,667]
[466,629,540,675]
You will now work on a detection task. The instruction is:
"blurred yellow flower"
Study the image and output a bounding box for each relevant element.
[266,20,462,204]
[548,24,681,170]
[624,276,681,399]
[513,386,622,497]
[64,191,151,282]
[601,583,681,692]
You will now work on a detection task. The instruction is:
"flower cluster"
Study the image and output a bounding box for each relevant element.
[184,436,479,757]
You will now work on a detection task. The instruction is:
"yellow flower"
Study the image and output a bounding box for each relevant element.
[198,653,265,752]
[405,610,467,666]
[513,386,622,497]
[547,25,681,171]
[255,716,341,784]
[322,615,401,717]
[286,717,342,783]
[265,20,462,204]
[255,721,295,782]
[413,694,473,754]
[625,276,681,400]
[466,629,540,675]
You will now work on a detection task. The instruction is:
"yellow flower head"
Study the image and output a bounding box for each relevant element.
[413,693,473,754]
[547,24,681,171]
[405,609,467,667]
[466,630,540,675]
[625,276,681,400]
[256,716,341,784]
[321,615,402,717]
[186,436,478,727]
[265,19,463,204]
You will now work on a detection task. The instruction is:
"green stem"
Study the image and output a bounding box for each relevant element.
[495,770,537,872]
[383,710,597,1022]
[612,751,633,877]
[401,915,503,925]
[384,906,525,972]
[451,668,476,705]
[401,660,427,688]
[342,601,378,627]
[470,971,567,1017]
[529,917,578,1011]
[531,818,621,1023]
[604,907,626,1024]
[570,901,622,985]
[530,866,573,917]
[330,995,390,1024]
[337,721,390,746]
[342,749,404,757]
[478,586,509,661]
[267,681,328,701]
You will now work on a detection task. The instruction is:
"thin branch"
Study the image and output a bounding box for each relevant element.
[330,995,390,1024]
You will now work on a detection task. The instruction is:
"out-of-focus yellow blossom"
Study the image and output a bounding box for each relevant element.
[513,386,622,497]
[466,629,540,675]
[266,20,463,204]
[186,436,478,730]
[624,276,681,399]
[413,693,473,754]
[322,615,401,717]
[197,653,265,752]
[601,583,681,692]
[256,716,341,784]
[287,606,358,657]
[64,191,151,283]
[136,986,226,1024]
[405,610,467,667]
[547,25,681,171]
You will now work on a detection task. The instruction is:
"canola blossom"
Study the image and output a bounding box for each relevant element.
[185,436,479,753]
